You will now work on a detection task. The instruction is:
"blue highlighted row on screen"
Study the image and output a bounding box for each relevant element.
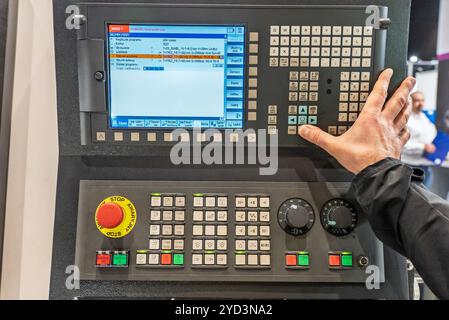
[111,118,243,128]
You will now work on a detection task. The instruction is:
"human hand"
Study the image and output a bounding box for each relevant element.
[299,69,415,174]
[424,144,437,154]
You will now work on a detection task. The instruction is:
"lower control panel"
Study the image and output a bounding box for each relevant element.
[75,180,385,283]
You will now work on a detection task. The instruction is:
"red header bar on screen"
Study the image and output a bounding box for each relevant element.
[109,25,130,33]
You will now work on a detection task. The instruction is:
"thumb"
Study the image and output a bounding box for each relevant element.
[299,125,336,152]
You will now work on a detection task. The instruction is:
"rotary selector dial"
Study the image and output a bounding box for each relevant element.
[320,199,358,237]
[278,198,315,236]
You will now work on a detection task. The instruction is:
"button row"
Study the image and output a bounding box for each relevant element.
[193,224,228,236]
[151,195,186,208]
[270,57,371,68]
[193,239,228,251]
[235,196,270,208]
[235,225,270,237]
[328,126,350,136]
[289,91,320,102]
[149,238,185,250]
[285,252,310,268]
[235,210,270,222]
[193,210,228,222]
[329,252,353,269]
[341,71,371,82]
[248,31,259,122]
[235,239,271,251]
[290,71,320,82]
[339,102,366,113]
[193,195,228,208]
[192,253,228,266]
[290,82,320,92]
[136,252,184,266]
[150,210,185,222]
[96,251,129,268]
[270,25,374,36]
[150,224,185,236]
[270,41,373,56]
[235,253,271,266]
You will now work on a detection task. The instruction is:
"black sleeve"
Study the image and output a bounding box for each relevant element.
[348,158,449,299]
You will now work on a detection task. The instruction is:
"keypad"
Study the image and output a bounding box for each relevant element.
[331,71,371,136]
[138,193,186,267]
[234,195,271,268]
[288,71,320,135]
[269,25,374,68]
[192,194,229,268]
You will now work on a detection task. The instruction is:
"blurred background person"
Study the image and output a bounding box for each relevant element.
[401,91,438,188]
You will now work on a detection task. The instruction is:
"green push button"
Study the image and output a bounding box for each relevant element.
[298,254,310,267]
[112,254,128,266]
[341,254,353,267]
[173,254,184,265]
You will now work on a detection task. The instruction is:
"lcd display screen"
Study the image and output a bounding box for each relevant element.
[107,24,246,129]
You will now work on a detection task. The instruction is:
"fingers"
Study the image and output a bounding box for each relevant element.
[299,125,337,154]
[362,68,393,114]
[399,128,411,146]
[394,96,413,132]
[383,76,416,120]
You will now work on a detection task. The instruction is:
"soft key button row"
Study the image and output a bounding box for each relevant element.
[143,193,186,268]
[193,194,228,208]
[234,195,271,268]
[150,194,186,208]
[235,195,270,208]
[248,31,259,122]
[136,251,184,267]
[192,194,229,268]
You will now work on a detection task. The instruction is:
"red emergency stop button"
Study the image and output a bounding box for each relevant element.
[96,202,124,229]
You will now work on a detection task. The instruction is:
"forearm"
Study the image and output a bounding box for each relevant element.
[348,158,449,299]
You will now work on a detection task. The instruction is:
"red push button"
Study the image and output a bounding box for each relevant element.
[96,253,111,266]
[96,203,124,229]
[329,254,341,267]
[285,254,297,266]
[161,254,172,265]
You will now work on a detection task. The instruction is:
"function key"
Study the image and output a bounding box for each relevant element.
[247,211,258,222]
[148,253,160,265]
[173,239,184,250]
[249,32,259,42]
[150,210,161,221]
[192,254,203,265]
[312,26,321,35]
[247,197,258,208]
[235,225,246,236]
[217,210,228,221]
[161,253,172,265]
[193,210,204,221]
[236,197,246,208]
[248,254,258,266]
[163,196,173,207]
[175,196,186,207]
[162,225,173,236]
[280,25,290,35]
[162,210,173,221]
[174,225,185,236]
[217,225,228,236]
[217,239,228,251]
[174,210,185,221]
[204,225,216,236]
[217,197,228,207]
[149,224,160,236]
[236,240,246,250]
[236,211,246,222]
[206,196,216,207]
[204,254,215,265]
[193,225,204,236]
[260,240,271,251]
[151,196,162,207]
[136,253,147,265]
[260,255,271,266]
[235,254,246,266]
[260,211,270,222]
[291,26,301,35]
[259,226,271,237]
[193,196,204,207]
[205,211,216,221]
[217,254,227,265]
[193,239,203,250]
[161,239,172,250]
[149,239,160,250]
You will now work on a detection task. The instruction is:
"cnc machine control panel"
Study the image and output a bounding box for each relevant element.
[78,4,388,147]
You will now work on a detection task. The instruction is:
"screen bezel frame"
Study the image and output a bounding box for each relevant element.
[104,22,248,131]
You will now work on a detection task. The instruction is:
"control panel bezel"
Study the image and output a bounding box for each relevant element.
[77,3,388,147]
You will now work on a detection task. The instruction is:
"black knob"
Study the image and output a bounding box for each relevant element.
[278,199,315,236]
[321,199,358,237]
